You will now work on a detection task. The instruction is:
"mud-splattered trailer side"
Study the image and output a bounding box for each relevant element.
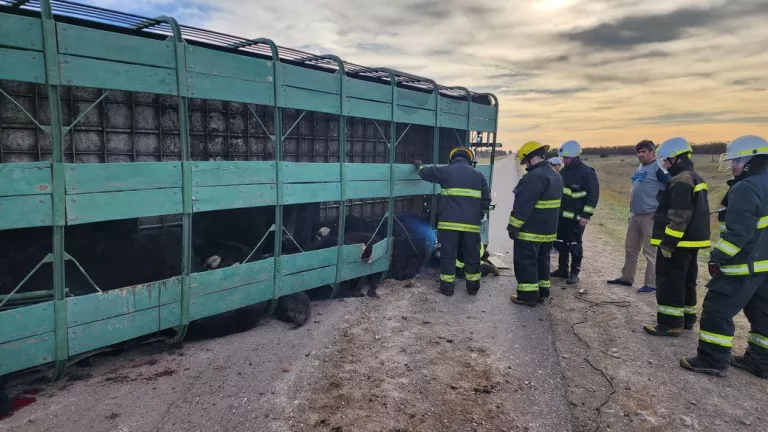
[0,0,499,384]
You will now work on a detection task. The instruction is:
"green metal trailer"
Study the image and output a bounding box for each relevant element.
[0,0,499,386]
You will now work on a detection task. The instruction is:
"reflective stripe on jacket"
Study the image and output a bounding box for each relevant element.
[651,158,711,250]
[508,160,563,242]
[559,157,600,220]
[418,159,491,232]
[710,168,768,276]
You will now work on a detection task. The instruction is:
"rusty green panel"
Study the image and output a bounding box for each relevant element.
[66,277,181,327]
[67,308,160,356]
[280,266,336,296]
[345,77,391,103]
[0,162,52,197]
[438,111,467,130]
[279,86,341,115]
[0,12,43,51]
[192,184,277,212]
[470,117,496,133]
[394,179,437,196]
[192,161,276,187]
[282,162,341,183]
[0,302,55,345]
[345,180,390,200]
[282,182,341,205]
[64,162,181,194]
[65,188,182,224]
[397,88,436,109]
[190,258,274,298]
[0,195,53,229]
[280,247,338,275]
[185,46,274,81]
[189,280,272,321]
[344,97,392,121]
[476,164,492,179]
[187,72,275,106]
[392,164,424,180]
[346,163,390,181]
[159,302,181,329]
[280,63,340,94]
[341,242,367,262]
[368,238,390,262]
[472,103,497,120]
[56,23,175,68]
[58,55,178,95]
[0,47,46,83]
[440,97,468,115]
[340,238,388,263]
[394,105,435,126]
[0,332,55,376]
[340,256,389,281]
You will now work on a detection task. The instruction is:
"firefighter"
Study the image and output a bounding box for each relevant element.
[413,146,491,296]
[680,135,768,378]
[551,140,600,284]
[508,141,563,306]
[642,137,711,337]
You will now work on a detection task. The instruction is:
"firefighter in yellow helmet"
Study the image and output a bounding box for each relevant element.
[508,141,563,306]
[413,146,491,296]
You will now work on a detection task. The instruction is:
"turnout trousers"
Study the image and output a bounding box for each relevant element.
[655,248,699,329]
[513,239,552,302]
[438,229,481,294]
[697,273,768,371]
[555,217,585,275]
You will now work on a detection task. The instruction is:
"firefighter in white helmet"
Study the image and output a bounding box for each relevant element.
[681,135,768,378]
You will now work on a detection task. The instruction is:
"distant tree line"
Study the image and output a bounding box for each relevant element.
[578,142,727,156]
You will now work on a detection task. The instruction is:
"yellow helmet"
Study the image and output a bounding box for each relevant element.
[516,141,549,165]
[448,146,475,163]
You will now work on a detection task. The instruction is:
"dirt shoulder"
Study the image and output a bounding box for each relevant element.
[548,216,768,431]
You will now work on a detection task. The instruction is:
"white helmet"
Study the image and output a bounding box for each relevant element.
[558,140,582,157]
[723,135,768,161]
[656,137,692,161]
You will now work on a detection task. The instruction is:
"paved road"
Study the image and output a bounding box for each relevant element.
[1,156,572,432]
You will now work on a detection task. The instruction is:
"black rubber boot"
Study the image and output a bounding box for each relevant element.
[643,324,682,337]
[551,253,569,278]
[466,281,480,296]
[439,282,455,297]
[731,355,768,379]
[510,295,537,307]
[684,315,697,330]
[551,268,569,278]
[680,356,727,378]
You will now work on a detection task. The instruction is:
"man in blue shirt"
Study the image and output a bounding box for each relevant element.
[608,140,671,293]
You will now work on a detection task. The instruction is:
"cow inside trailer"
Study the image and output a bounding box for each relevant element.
[0,0,499,391]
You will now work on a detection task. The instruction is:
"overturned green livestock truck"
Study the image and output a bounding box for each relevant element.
[0,0,499,392]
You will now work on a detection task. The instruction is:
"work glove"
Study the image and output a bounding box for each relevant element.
[413,159,423,169]
[660,246,673,259]
[507,226,519,240]
[708,262,723,278]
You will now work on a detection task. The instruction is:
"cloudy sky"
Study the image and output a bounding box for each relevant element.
[84,0,768,149]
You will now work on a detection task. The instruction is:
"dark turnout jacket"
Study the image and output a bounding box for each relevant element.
[651,157,711,251]
[418,159,491,233]
[559,157,600,220]
[507,160,563,242]
[711,166,768,276]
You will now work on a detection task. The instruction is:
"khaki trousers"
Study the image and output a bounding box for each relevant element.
[621,213,657,288]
